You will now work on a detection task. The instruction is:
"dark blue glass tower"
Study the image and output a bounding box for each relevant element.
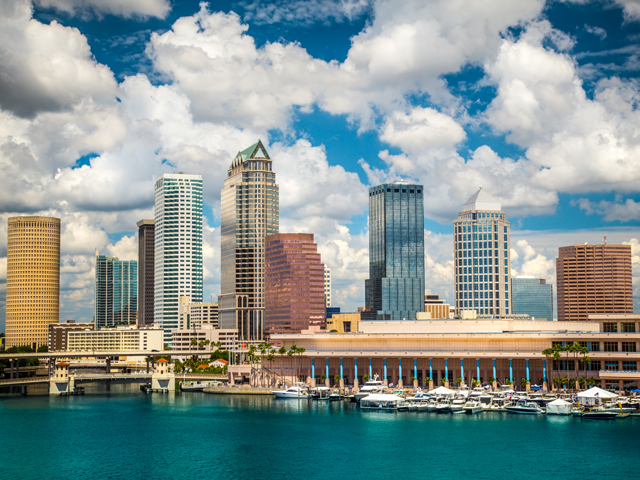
[365,182,425,320]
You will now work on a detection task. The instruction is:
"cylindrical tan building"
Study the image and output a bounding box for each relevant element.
[6,216,61,349]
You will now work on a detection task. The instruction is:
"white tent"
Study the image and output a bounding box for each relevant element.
[546,399,572,415]
[429,386,455,396]
[577,387,617,405]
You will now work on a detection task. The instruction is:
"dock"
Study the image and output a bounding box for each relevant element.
[203,386,272,395]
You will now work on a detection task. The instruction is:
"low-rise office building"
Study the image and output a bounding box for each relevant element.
[48,321,94,352]
[270,313,640,392]
[326,312,360,333]
[67,325,163,352]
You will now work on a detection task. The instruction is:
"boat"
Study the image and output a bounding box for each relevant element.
[479,394,493,410]
[436,398,452,413]
[426,398,439,412]
[310,386,331,400]
[463,399,483,414]
[271,385,310,399]
[450,396,466,413]
[415,402,429,412]
[505,400,544,415]
[359,393,406,411]
[354,376,385,403]
[329,389,344,401]
[577,407,618,420]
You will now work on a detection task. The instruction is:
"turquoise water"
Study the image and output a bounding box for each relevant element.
[1,392,638,480]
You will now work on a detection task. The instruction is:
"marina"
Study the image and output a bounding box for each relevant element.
[1,391,639,480]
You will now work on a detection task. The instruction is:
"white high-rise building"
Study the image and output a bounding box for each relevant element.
[454,187,510,317]
[154,173,203,344]
[324,264,331,307]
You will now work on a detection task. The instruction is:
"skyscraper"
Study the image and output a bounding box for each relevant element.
[453,187,511,317]
[5,216,60,349]
[511,276,553,321]
[556,244,632,321]
[94,252,137,329]
[219,140,279,342]
[365,181,425,320]
[324,264,332,307]
[154,173,203,344]
[137,219,155,326]
[264,233,325,336]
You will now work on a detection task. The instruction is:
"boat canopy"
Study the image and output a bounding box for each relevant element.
[547,399,572,406]
[577,387,618,399]
[430,386,455,395]
[361,394,404,402]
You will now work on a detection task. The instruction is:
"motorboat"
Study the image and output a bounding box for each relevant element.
[271,385,310,399]
[479,394,493,410]
[505,400,544,415]
[415,402,429,412]
[436,398,452,414]
[426,398,439,412]
[451,397,466,413]
[359,393,406,411]
[463,399,483,414]
[354,376,385,402]
[180,381,221,392]
[329,389,344,401]
[310,386,331,400]
[577,407,618,420]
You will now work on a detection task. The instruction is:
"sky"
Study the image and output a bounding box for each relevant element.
[1,0,640,329]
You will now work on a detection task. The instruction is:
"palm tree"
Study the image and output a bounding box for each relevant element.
[542,347,553,387]
[266,352,275,387]
[521,377,528,390]
[296,346,306,382]
[287,347,295,383]
[277,346,287,385]
[190,338,197,352]
[580,346,590,387]
[203,339,210,351]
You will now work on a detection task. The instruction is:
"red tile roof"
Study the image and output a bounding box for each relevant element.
[157,358,168,363]
[56,362,69,366]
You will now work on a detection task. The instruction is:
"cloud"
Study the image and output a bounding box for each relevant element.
[584,24,607,39]
[34,0,171,19]
[572,197,640,222]
[0,1,117,118]
[105,235,137,260]
[241,0,371,25]
[379,107,466,154]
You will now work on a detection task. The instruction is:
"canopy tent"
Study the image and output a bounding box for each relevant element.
[360,394,404,402]
[631,389,640,393]
[577,387,618,405]
[429,386,455,396]
[546,398,572,415]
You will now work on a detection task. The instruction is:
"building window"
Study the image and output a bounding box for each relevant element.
[590,342,600,352]
[590,360,601,370]
[622,361,637,371]
[622,342,636,352]
[603,322,617,333]
[621,322,636,333]
[605,361,619,371]
[604,341,618,352]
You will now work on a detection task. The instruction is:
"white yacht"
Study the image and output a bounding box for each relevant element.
[271,385,310,399]
[436,397,453,413]
[505,400,544,415]
[354,376,385,402]
[451,396,466,413]
[463,399,484,414]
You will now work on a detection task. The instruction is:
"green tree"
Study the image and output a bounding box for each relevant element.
[37,345,48,353]
[278,346,287,384]
[190,338,197,351]
[521,377,528,390]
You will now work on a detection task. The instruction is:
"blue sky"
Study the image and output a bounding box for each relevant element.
[0,0,639,329]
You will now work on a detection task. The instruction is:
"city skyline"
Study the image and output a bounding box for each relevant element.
[1,0,640,329]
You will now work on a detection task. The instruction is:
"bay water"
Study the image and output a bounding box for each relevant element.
[1,390,637,479]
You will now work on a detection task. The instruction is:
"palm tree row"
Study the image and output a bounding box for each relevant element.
[542,342,591,391]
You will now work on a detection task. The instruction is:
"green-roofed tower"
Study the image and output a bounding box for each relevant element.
[219,140,279,342]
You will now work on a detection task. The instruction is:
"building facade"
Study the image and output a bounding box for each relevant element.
[6,216,60,349]
[557,244,633,322]
[326,312,360,333]
[454,188,511,317]
[365,182,425,320]
[154,173,203,344]
[264,233,325,336]
[95,252,137,329]
[424,295,451,319]
[190,301,219,329]
[48,321,95,352]
[270,314,640,392]
[137,219,155,326]
[66,325,164,352]
[219,140,279,342]
[324,264,332,307]
[511,276,553,321]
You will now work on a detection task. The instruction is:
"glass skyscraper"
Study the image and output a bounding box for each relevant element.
[154,173,203,344]
[453,187,511,317]
[219,140,279,342]
[511,276,553,321]
[365,181,425,320]
[95,252,137,329]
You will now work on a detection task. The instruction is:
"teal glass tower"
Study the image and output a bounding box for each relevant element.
[365,181,425,320]
[95,252,137,329]
[511,276,553,321]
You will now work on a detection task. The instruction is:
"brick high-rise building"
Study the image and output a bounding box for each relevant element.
[556,244,633,321]
[6,216,60,349]
[136,219,155,326]
[264,233,325,336]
